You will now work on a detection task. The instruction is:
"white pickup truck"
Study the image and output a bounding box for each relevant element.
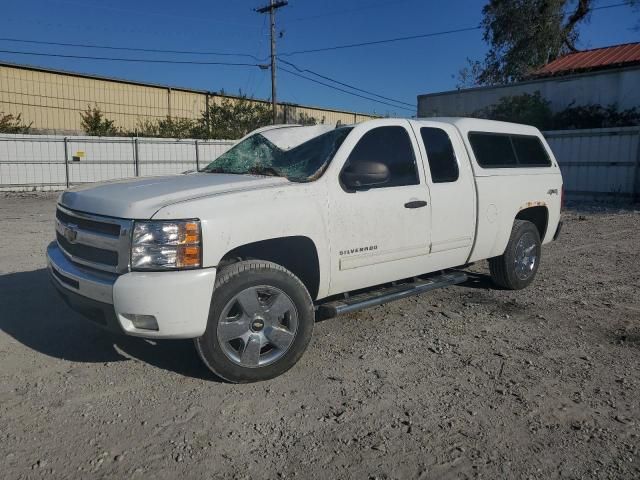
[48,118,563,382]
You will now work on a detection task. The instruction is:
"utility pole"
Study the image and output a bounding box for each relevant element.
[256,0,288,124]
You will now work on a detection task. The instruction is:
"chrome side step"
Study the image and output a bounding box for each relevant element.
[317,271,468,318]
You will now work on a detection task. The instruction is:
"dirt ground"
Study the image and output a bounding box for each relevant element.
[0,192,639,480]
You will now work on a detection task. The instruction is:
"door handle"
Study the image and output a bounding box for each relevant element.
[404,200,428,209]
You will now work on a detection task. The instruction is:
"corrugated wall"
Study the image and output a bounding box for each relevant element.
[418,67,640,118]
[544,127,640,202]
[0,133,234,190]
[0,64,378,135]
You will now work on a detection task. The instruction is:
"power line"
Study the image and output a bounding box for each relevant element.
[278,58,414,108]
[280,1,631,57]
[255,0,289,124]
[35,0,254,27]
[0,1,628,64]
[286,0,415,23]
[0,37,263,61]
[590,1,634,11]
[0,16,256,40]
[244,16,270,95]
[279,66,415,113]
[0,49,262,66]
[281,25,482,57]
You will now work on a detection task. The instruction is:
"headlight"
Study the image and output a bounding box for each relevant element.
[131,220,202,271]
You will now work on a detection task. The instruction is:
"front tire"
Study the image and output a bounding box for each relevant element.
[195,260,314,383]
[489,220,541,290]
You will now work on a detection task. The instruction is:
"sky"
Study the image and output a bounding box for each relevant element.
[1,0,638,116]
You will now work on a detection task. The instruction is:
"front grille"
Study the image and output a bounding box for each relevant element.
[56,209,121,236]
[55,206,132,273]
[57,232,119,266]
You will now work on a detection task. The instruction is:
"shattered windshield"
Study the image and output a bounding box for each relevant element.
[203,126,353,182]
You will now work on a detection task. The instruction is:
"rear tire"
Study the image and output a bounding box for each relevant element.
[489,220,541,290]
[195,260,314,383]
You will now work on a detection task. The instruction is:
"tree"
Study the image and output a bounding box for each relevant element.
[0,112,32,134]
[80,104,120,136]
[196,96,273,139]
[460,0,593,86]
[628,0,640,29]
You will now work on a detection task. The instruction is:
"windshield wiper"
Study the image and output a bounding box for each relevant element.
[248,166,284,178]
[205,165,287,178]
[204,167,244,175]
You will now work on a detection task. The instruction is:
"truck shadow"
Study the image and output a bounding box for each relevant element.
[458,271,503,290]
[0,268,220,381]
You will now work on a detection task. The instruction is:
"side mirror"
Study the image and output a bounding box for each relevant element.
[342,161,390,190]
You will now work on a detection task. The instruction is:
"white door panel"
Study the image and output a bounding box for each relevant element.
[326,120,432,295]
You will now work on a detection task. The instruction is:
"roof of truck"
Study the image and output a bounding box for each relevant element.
[249,117,543,140]
[411,117,543,135]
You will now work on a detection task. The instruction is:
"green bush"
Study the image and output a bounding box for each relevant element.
[82,95,274,139]
[0,112,32,134]
[124,117,198,139]
[195,96,273,139]
[80,104,121,136]
[471,92,640,130]
[471,92,553,129]
[297,112,325,126]
[551,103,640,129]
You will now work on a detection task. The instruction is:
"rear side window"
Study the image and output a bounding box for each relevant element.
[420,127,459,183]
[344,126,419,188]
[468,133,517,167]
[468,132,551,168]
[511,136,552,166]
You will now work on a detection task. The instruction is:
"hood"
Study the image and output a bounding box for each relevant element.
[59,173,289,219]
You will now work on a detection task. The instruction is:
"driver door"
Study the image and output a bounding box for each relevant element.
[326,120,432,295]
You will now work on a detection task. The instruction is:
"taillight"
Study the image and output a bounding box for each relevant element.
[560,185,565,210]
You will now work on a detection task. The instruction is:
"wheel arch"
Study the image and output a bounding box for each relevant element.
[219,236,321,300]
[515,205,549,241]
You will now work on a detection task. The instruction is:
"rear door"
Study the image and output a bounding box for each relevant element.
[410,121,476,267]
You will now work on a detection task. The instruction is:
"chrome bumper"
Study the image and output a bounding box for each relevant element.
[46,242,117,304]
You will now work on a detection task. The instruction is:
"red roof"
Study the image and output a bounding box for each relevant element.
[533,42,640,77]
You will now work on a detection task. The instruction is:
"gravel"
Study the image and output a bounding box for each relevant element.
[1,192,639,479]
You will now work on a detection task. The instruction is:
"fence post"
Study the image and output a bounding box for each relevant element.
[63,137,70,188]
[634,129,640,203]
[133,138,139,177]
[195,140,200,172]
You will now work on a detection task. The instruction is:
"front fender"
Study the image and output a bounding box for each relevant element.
[152,182,331,298]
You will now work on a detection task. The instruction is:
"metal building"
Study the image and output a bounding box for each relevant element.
[0,62,377,135]
[418,43,640,118]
